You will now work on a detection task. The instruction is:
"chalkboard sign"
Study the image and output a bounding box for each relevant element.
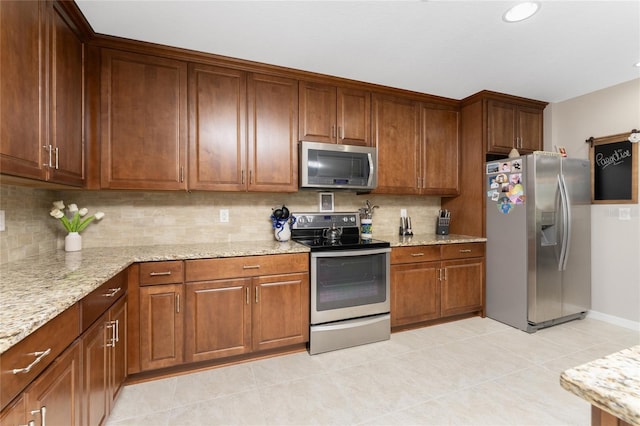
[589,132,638,204]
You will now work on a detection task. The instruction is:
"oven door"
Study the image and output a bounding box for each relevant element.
[310,247,390,325]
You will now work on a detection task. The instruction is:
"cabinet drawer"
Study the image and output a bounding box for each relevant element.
[0,304,79,410]
[441,243,485,260]
[80,269,127,332]
[391,246,441,264]
[139,261,184,286]
[185,253,308,281]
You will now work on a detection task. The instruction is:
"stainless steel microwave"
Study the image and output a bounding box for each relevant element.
[299,141,377,191]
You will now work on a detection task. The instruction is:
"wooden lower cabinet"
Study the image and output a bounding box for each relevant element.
[440,258,484,317]
[83,295,127,426]
[391,262,440,327]
[391,243,485,328]
[139,284,184,371]
[184,272,309,362]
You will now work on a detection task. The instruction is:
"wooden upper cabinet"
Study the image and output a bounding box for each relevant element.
[48,1,84,186]
[0,1,85,186]
[188,64,247,191]
[248,73,298,192]
[100,49,187,190]
[372,94,421,194]
[0,0,46,181]
[299,81,371,146]
[487,99,543,155]
[421,106,460,195]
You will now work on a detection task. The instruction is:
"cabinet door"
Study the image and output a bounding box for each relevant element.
[252,273,309,352]
[440,258,485,318]
[188,64,247,191]
[487,100,517,154]
[25,340,81,426]
[101,49,187,190]
[247,73,298,192]
[48,2,84,186]
[299,81,336,143]
[337,87,371,146]
[421,106,459,195]
[391,262,440,327]
[83,316,108,426]
[184,278,252,362]
[372,94,421,194]
[0,0,47,181]
[109,297,127,409]
[517,106,543,153]
[139,284,184,371]
[0,395,25,425]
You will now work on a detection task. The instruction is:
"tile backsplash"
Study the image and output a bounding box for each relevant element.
[1,184,442,264]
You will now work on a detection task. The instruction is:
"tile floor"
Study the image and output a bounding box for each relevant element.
[106,317,639,425]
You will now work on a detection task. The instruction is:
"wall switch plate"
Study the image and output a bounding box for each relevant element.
[219,209,229,223]
[0,210,4,231]
[619,207,631,221]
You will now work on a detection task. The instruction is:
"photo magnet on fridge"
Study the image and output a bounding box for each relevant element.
[486,163,500,174]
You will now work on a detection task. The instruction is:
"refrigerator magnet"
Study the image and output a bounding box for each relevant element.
[510,173,522,184]
[495,173,508,184]
[511,159,523,171]
[486,163,500,174]
[497,197,514,214]
[500,162,511,172]
[490,191,500,201]
[489,176,499,189]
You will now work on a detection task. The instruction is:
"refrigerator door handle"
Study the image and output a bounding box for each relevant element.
[558,174,571,271]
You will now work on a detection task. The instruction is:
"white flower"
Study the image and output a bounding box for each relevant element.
[50,209,64,219]
[52,200,65,210]
[68,204,78,213]
[94,212,105,220]
[78,208,89,217]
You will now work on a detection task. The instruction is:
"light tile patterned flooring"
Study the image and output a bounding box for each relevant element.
[106,317,639,425]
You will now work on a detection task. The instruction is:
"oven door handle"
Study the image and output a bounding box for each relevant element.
[310,247,391,258]
[312,314,390,331]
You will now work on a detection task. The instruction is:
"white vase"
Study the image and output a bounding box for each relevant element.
[65,232,82,252]
[274,222,291,242]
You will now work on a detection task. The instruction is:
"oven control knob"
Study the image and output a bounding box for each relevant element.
[350,217,356,222]
[342,217,349,223]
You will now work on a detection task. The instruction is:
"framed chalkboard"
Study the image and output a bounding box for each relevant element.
[588,132,638,204]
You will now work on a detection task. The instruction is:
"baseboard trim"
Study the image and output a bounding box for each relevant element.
[587,310,640,331]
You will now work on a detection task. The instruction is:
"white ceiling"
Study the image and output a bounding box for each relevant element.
[75,0,640,103]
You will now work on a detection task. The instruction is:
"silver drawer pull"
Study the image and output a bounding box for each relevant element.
[149,271,172,276]
[12,348,52,374]
[459,249,472,253]
[103,287,121,297]
[242,265,261,270]
[410,253,425,257]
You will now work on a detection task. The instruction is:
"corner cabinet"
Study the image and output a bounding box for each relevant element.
[0,0,85,186]
[391,243,485,329]
[372,94,460,195]
[188,65,298,192]
[298,81,371,146]
[100,49,188,190]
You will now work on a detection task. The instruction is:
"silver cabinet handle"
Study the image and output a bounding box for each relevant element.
[180,166,184,182]
[105,321,116,347]
[114,319,119,343]
[249,170,253,185]
[46,145,53,167]
[255,287,259,304]
[410,253,425,257]
[459,249,472,253]
[54,147,59,169]
[175,293,180,313]
[13,348,51,374]
[103,287,121,297]
[29,406,46,426]
[241,170,245,185]
[242,265,260,270]
[443,268,447,281]
[149,271,172,277]
[245,287,249,305]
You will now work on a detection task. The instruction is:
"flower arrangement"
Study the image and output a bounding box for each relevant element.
[49,200,105,233]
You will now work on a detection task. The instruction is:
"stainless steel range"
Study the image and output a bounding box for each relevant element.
[291,212,391,355]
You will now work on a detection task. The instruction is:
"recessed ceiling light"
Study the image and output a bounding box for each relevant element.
[503,2,540,23]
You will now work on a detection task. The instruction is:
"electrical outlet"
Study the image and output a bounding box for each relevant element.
[619,207,631,221]
[0,210,4,231]
[219,209,229,223]
[400,208,407,217]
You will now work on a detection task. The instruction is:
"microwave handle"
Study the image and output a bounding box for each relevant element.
[367,152,374,187]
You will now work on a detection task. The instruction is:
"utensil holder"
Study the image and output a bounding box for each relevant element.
[436,217,450,235]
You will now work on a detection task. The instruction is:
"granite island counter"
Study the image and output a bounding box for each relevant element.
[561,345,640,426]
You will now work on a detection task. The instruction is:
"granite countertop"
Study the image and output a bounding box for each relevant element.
[0,233,484,355]
[560,345,640,426]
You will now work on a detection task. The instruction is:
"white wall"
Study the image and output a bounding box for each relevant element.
[546,78,640,328]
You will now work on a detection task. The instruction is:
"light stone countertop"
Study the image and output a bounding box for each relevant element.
[560,345,640,426]
[0,233,485,355]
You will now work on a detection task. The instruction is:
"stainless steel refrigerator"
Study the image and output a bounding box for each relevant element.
[485,152,591,332]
